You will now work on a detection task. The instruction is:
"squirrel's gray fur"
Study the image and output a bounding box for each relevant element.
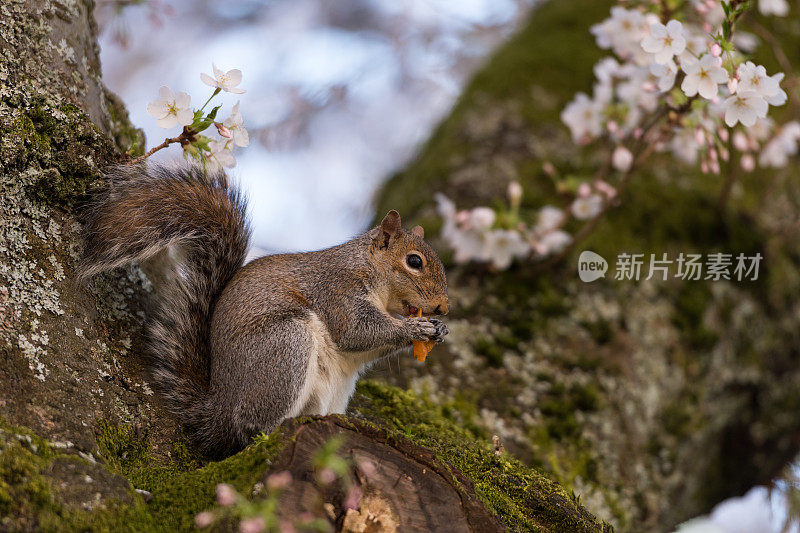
[81,163,449,457]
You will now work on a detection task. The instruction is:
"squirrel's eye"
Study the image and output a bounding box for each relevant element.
[406,254,423,270]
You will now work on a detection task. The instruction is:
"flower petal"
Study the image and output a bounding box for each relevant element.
[201,73,218,88]
[157,86,173,100]
[146,100,169,119]
[156,115,179,129]
[224,69,242,86]
[176,108,194,126]
[174,91,191,109]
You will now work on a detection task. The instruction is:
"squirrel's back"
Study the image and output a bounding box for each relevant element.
[81,164,250,450]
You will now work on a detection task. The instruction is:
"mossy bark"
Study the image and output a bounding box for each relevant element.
[0,1,608,531]
[373,0,800,531]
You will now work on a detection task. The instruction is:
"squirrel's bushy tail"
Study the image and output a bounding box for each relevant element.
[82,164,250,441]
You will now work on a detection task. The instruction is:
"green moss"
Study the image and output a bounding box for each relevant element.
[352,381,611,532]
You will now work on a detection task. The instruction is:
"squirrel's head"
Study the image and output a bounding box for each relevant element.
[369,210,449,318]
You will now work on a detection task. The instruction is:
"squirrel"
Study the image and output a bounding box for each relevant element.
[80,164,450,457]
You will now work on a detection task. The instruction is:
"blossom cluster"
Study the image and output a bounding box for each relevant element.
[436,180,617,270]
[563,3,793,172]
[436,1,797,271]
[144,64,249,172]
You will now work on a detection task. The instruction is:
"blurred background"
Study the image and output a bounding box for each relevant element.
[97,0,535,254]
[95,1,800,531]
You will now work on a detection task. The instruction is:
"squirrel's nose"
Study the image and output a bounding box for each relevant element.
[434,299,449,315]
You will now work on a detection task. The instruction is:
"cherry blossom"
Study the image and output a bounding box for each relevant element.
[534,230,572,256]
[561,93,603,142]
[201,64,246,94]
[760,122,800,167]
[649,60,677,92]
[571,194,603,220]
[203,140,237,172]
[612,146,634,172]
[759,0,789,16]
[737,62,781,99]
[641,20,686,64]
[484,230,530,270]
[223,102,249,147]
[681,54,728,99]
[723,91,769,127]
[146,86,193,129]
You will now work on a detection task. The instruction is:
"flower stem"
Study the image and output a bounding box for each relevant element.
[199,88,221,113]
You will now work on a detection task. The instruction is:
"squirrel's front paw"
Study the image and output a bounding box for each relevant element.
[427,318,449,344]
[403,317,437,341]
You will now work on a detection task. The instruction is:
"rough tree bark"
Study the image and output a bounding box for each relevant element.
[0,1,609,531]
[374,0,800,531]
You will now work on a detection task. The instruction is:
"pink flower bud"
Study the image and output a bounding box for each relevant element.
[577,183,591,198]
[710,158,720,174]
[696,3,708,14]
[216,484,237,507]
[708,147,718,162]
[710,43,722,57]
[694,128,706,145]
[507,181,523,207]
[239,517,266,533]
[266,470,293,491]
[216,123,232,138]
[741,154,755,171]
[733,132,749,151]
[633,128,643,139]
[728,77,738,95]
[344,485,363,511]
[703,22,712,33]
[701,160,709,174]
[317,468,336,485]
[720,148,729,162]
[542,161,556,176]
[195,511,216,528]
[718,128,729,142]
[607,120,619,134]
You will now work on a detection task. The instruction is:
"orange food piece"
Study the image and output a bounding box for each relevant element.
[411,309,436,362]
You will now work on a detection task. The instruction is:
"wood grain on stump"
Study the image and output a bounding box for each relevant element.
[266,416,502,532]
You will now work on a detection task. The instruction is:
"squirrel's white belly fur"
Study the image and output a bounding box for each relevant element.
[287,313,380,418]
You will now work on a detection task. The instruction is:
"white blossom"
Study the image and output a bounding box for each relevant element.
[641,20,686,65]
[469,207,496,231]
[681,54,728,99]
[591,8,654,65]
[484,230,530,270]
[146,86,193,129]
[649,60,677,92]
[737,62,780,99]
[222,101,249,147]
[766,72,787,106]
[201,64,246,94]
[203,140,236,172]
[571,194,603,220]
[759,0,789,16]
[723,91,769,127]
[534,230,572,256]
[561,93,603,143]
[535,206,565,233]
[671,127,701,164]
[759,121,800,167]
[612,146,634,171]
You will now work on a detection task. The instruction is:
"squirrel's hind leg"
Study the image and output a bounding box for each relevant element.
[207,315,313,453]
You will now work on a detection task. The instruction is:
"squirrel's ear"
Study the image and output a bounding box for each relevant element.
[411,225,424,239]
[376,210,401,249]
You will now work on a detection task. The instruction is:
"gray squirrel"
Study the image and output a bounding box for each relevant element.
[80,164,450,457]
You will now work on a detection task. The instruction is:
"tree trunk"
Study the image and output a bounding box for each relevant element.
[0,2,609,531]
[374,0,800,531]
